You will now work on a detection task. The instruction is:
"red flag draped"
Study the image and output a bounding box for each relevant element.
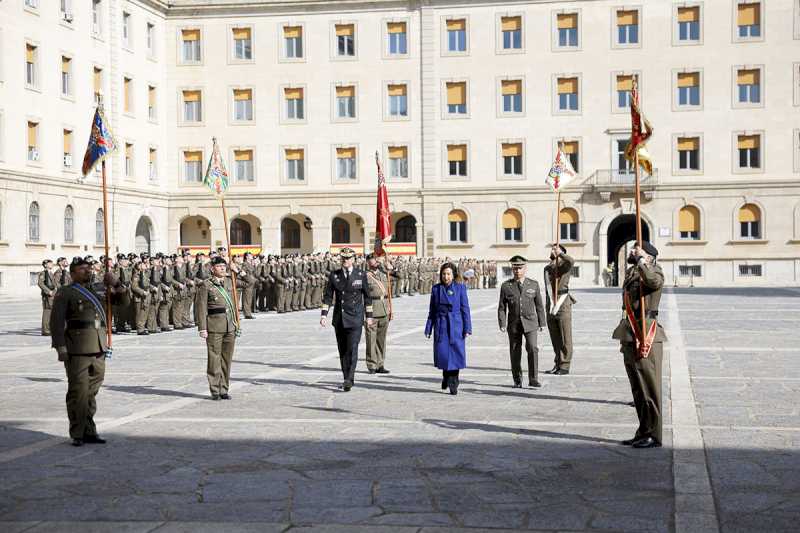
[375,152,392,256]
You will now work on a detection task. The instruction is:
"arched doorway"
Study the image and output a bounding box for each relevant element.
[135,216,153,254]
[180,215,211,247]
[281,214,313,254]
[607,214,651,286]
[394,214,417,243]
[331,217,351,244]
[230,218,252,245]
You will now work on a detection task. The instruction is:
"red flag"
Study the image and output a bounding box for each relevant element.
[374,152,392,256]
[624,76,654,174]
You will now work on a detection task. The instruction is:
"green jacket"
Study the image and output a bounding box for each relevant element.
[195,277,237,333]
[50,280,121,355]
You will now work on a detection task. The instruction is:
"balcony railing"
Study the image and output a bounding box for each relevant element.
[587,168,659,191]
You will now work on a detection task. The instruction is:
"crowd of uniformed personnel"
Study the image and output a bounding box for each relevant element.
[37,251,499,337]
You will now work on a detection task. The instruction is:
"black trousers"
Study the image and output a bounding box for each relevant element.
[335,325,362,384]
[508,327,538,383]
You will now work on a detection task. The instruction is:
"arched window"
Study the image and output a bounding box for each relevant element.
[678,206,700,240]
[281,218,301,249]
[64,205,75,243]
[502,209,522,242]
[331,217,350,244]
[448,209,467,242]
[559,208,579,241]
[739,203,761,239]
[395,215,417,243]
[95,208,105,245]
[28,202,40,242]
[230,218,251,245]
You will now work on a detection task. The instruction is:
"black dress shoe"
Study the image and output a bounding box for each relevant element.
[211,394,221,401]
[529,381,542,388]
[71,438,84,447]
[367,369,376,374]
[554,369,570,375]
[376,367,390,374]
[343,382,352,392]
[137,331,147,335]
[621,437,639,446]
[441,377,448,390]
[544,367,559,374]
[244,316,255,320]
[220,393,231,400]
[512,382,522,389]
[83,434,106,444]
[632,437,661,448]
[448,377,458,395]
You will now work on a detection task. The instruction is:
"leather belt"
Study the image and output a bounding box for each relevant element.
[67,319,96,329]
[208,308,227,315]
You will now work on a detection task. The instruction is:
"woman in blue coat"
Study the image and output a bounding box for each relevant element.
[425,262,472,395]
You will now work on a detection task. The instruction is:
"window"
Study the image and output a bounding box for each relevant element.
[61,56,72,96]
[25,44,37,87]
[27,121,39,162]
[571,266,580,278]
[562,141,579,172]
[183,90,201,122]
[147,23,155,56]
[502,209,522,242]
[678,206,701,239]
[285,87,304,120]
[446,82,467,115]
[30,272,38,287]
[616,10,639,45]
[95,209,105,245]
[502,143,523,176]
[447,144,467,177]
[335,85,356,119]
[125,143,133,177]
[122,12,131,48]
[616,138,633,176]
[679,265,702,277]
[284,26,303,58]
[335,24,355,57]
[388,84,408,117]
[559,208,579,241]
[677,137,700,171]
[388,22,407,55]
[233,89,253,121]
[388,146,408,178]
[737,134,760,169]
[737,2,761,38]
[446,19,467,52]
[149,148,157,180]
[92,0,102,35]
[677,6,700,42]
[448,209,467,242]
[739,204,761,238]
[148,86,157,121]
[737,69,760,104]
[123,77,133,113]
[557,77,578,111]
[234,150,254,182]
[28,202,40,242]
[336,147,356,179]
[25,0,39,9]
[332,217,350,244]
[181,29,201,62]
[233,27,252,60]
[61,0,72,19]
[501,16,522,50]
[93,67,102,104]
[617,75,633,108]
[64,205,74,243]
[501,80,522,113]
[285,148,304,181]
[63,129,73,168]
[184,151,202,182]
[557,13,578,47]
[677,72,700,106]
[739,264,762,277]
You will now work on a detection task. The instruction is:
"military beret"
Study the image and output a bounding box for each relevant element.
[210,256,227,266]
[128,253,137,260]
[116,253,126,260]
[195,251,206,257]
[57,257,66,262]
[641,241,658,257]
[181,250,191,257]
[550,244,567,254]
[339,247,356,259]
[217,246,227,252]
[365,253,376,260]
[140,252,150,259]
[169,254,177,260]
[509,255,527,266]
[70,256,90,271]
[42,259,53,267]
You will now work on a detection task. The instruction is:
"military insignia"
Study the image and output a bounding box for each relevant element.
[352,279,362,288]
[447,289,454,296]
[526,288,535,294]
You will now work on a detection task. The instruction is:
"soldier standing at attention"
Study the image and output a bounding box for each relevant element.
[364,253,392,375]
[112,253,132,334]
[195,256,239,401]
[498,256,545,388]
[614,242,666,449]
[544,245,576,376]
[38,259,57,336]
[320,248,374,392]
[50,257,125,446]
[131,259,151,335]
[56,257,72,287]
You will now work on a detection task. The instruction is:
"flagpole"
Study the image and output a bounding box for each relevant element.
[101,159,113,350]
[634,149,646,352]
[385,251,393,320]
[220,196,241,329]
[553,142,564,312]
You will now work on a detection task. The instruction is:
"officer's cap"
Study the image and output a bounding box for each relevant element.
[210,256,227,266]
[641,241,659,257]
[509,255,527,266]
[339,247,356,259]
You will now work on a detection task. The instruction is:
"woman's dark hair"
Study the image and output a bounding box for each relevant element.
[439,262,459,284]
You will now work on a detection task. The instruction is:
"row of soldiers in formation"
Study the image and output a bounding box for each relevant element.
[37,251,499,336]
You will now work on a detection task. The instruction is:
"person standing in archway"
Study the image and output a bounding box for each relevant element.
[544,244,576,376]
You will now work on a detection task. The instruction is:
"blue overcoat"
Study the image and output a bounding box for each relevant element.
[425,282,472,370]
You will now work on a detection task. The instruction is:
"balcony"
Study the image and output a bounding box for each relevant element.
[587,168,659,200]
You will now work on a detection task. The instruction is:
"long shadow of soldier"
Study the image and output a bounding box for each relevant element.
[422,418,621,445]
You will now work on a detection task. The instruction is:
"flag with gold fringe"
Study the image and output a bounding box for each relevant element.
[624,77,654,175]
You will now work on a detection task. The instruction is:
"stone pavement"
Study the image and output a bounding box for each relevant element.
[0,287,798,533]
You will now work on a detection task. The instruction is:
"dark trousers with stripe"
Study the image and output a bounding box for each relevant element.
[335,325,362,385]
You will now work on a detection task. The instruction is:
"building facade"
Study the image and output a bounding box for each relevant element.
[1,0,800,296]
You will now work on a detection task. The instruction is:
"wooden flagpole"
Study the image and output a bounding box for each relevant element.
[220,197,241,329]
[553,142,564,312]
[385,250,393,320]
[100,159,113,350]
[633,149,647,348]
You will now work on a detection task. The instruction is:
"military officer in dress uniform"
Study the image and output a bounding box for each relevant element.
[195,256,239,400]
[364,253,392,374]
[320,248,374,391]
[38,259,57,336]
[613,242,666,449]
[50,256,125,446]
[498,255,545,388]
[544,245,576,375]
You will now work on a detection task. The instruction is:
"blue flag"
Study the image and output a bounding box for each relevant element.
[81,106,117,176]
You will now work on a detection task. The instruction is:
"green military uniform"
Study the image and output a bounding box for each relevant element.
[612,250,667,447]
[544,251,576,374]
[365,263,392,372]
[195,273,238,398]
[131,265,151,334]
[38,266,57,336]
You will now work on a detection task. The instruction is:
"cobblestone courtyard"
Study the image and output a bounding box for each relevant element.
[0,287,798,532]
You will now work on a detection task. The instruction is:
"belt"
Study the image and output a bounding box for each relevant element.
[554,288,569,294]
[67,319,97,329]
[208,308,227,315]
